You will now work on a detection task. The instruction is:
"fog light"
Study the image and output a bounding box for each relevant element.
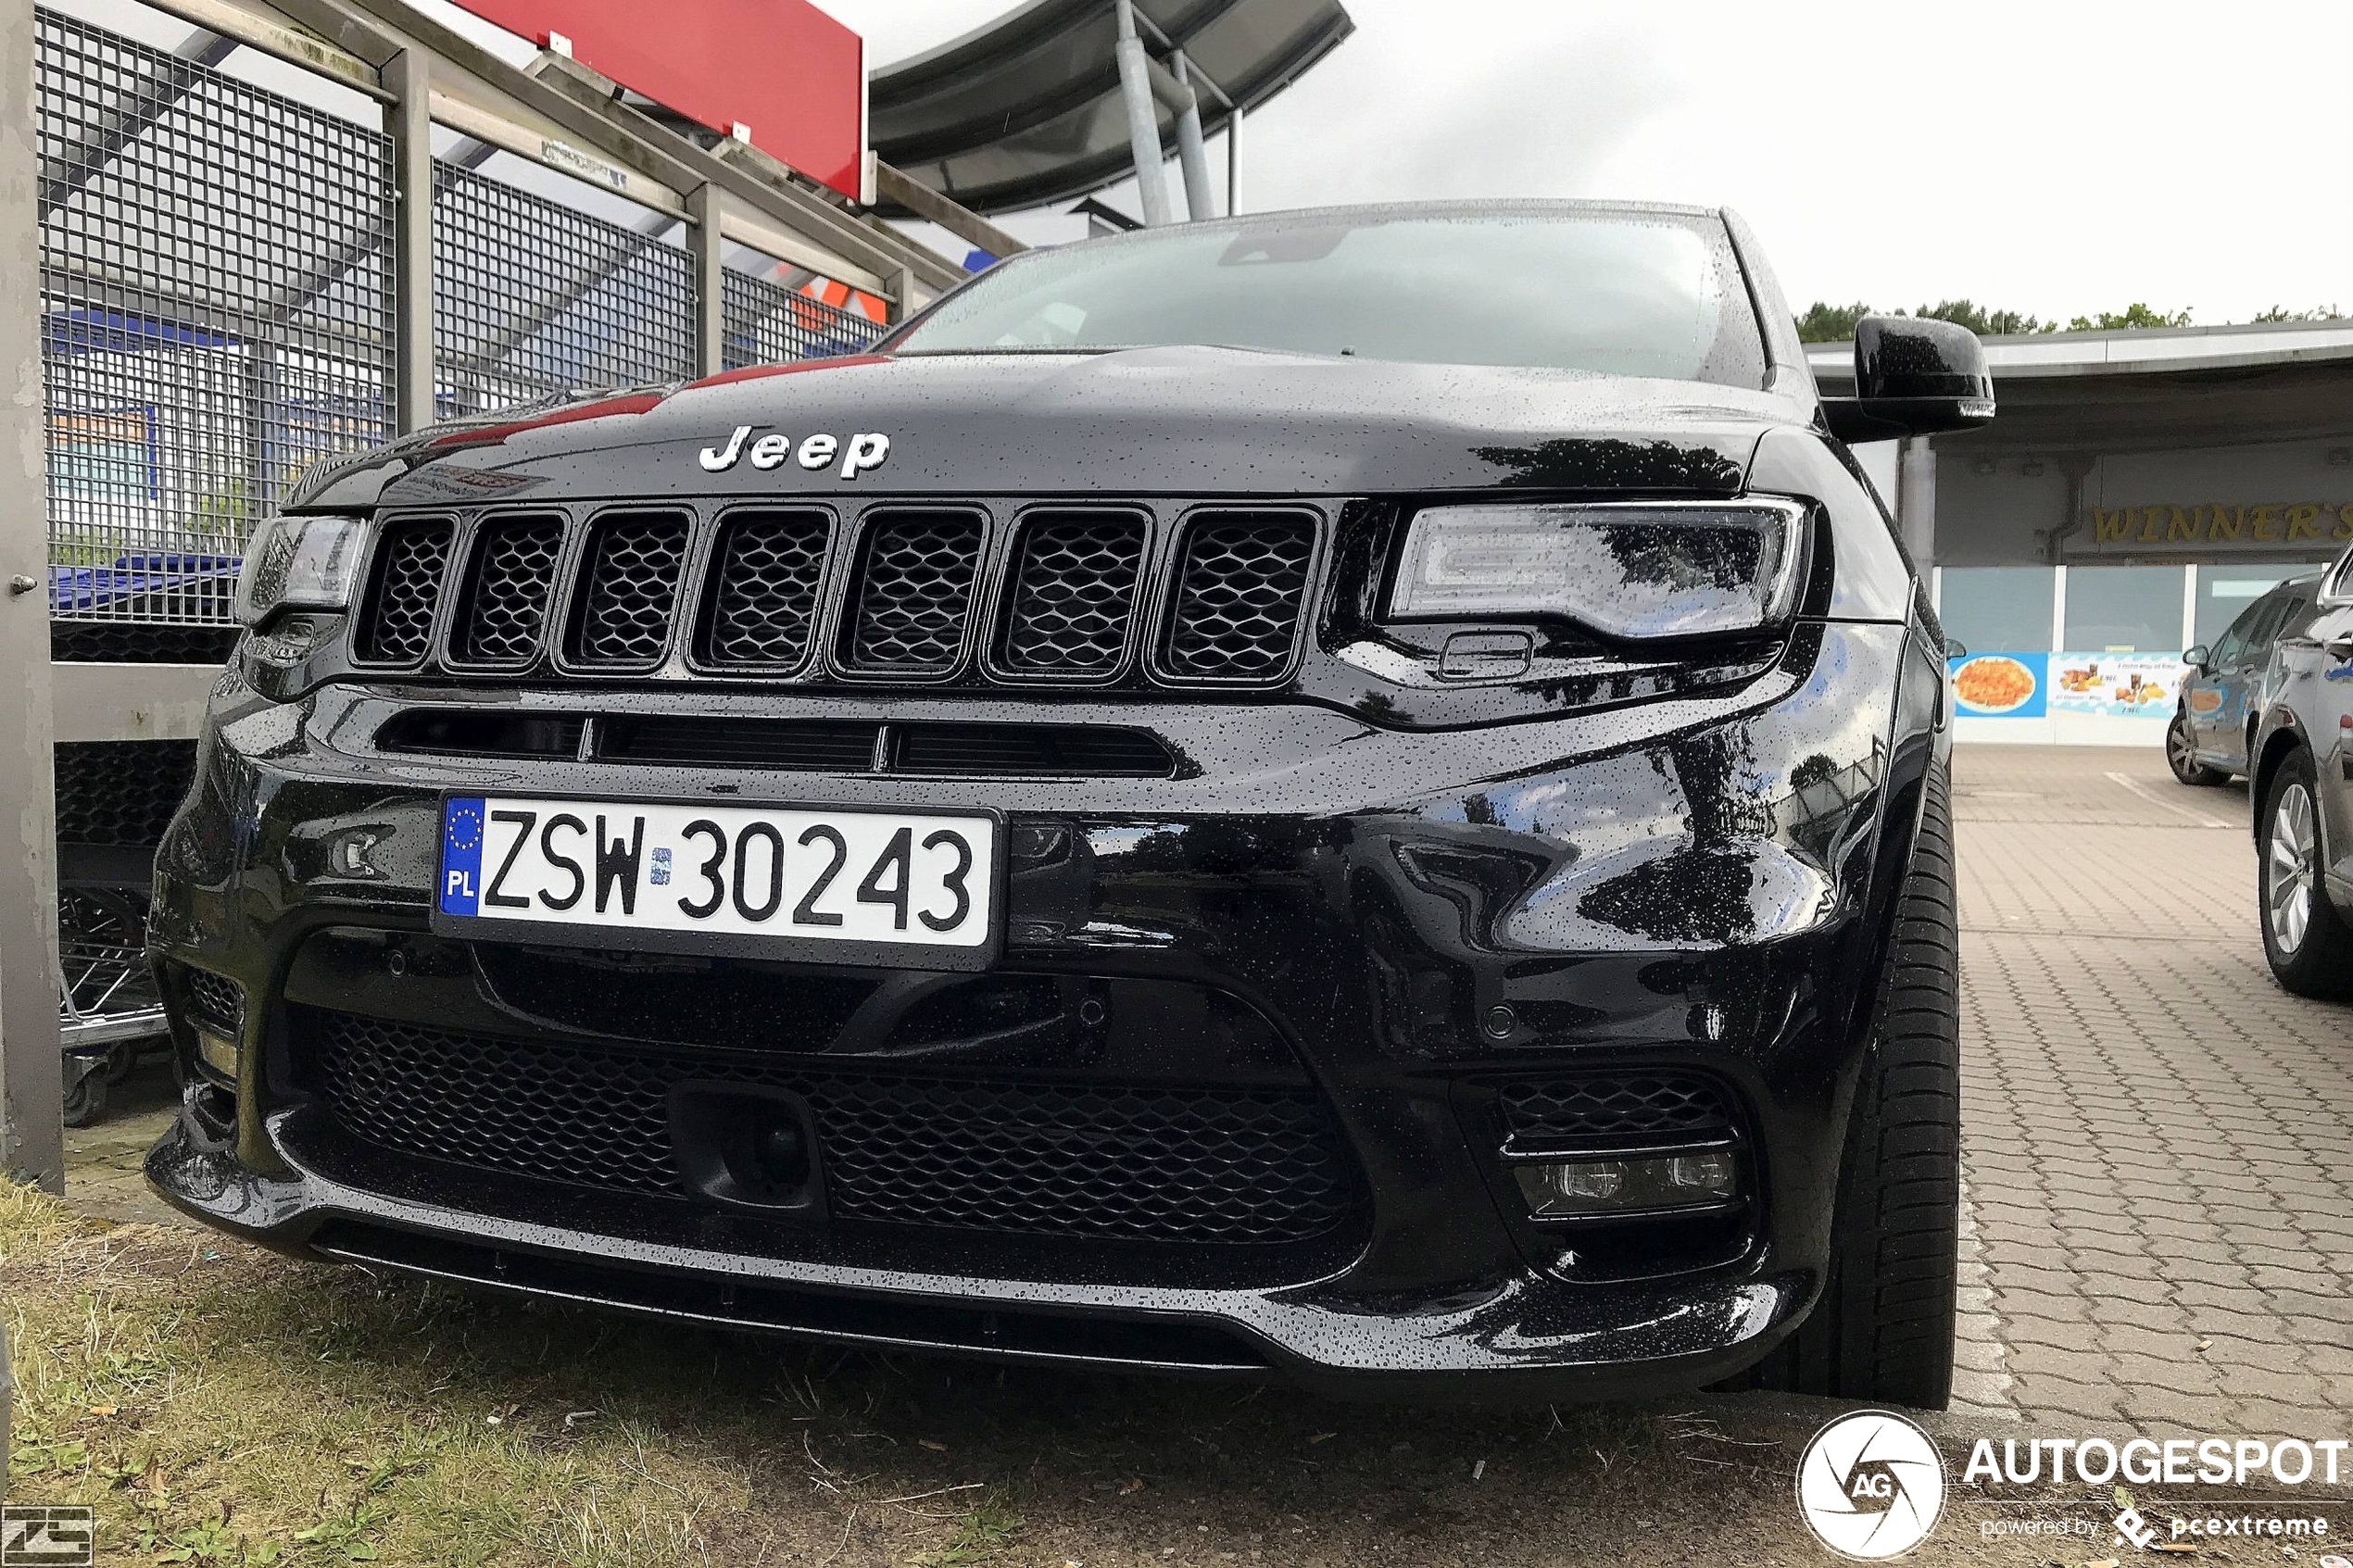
[195,1028,240,1079]
[1515,1149,1738,1216]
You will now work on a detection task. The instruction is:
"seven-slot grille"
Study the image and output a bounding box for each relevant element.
[354,502,1318,684]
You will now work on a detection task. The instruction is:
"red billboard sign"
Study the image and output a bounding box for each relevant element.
[452,0,865,199]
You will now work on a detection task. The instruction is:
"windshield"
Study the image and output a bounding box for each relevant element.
[887,208,1768,388]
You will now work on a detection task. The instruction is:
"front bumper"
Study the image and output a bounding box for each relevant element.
[147,621,1926,1399]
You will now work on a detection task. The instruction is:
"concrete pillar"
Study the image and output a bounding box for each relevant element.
[1171,53,1217,220]
[1895,436,1937,566]
[0,0,65,1197]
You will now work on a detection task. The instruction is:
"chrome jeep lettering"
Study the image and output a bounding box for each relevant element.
[699,426,889,478]
[841,432,890,480]
[698,424,750,471]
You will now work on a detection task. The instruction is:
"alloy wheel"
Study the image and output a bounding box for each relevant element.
[2167,718,2196,778]
[2269,783,2318,955]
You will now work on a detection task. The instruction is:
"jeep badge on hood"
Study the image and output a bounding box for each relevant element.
[698,425,891,479]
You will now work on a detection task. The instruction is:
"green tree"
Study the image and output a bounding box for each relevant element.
[2252,304,2343,322]
[2065,303,2191,331]
[1793,300,1873,343]
[1912,299,2054,336]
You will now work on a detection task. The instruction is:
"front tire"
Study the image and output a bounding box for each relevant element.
[2169,713,2226,785]
[1743,762,1961,1408]
[2259,749,2353,999]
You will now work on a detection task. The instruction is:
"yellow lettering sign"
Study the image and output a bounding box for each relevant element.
[2208,505,2244,542]
[2094,507,2134,543]
[2286,503,2322,539]
[2250,503,2283,540]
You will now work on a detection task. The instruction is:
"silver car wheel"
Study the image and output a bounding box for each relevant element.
[2167,717,2196,775]
[2269,782,2318,956]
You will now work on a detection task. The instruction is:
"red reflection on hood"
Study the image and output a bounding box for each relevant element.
[426,392,667,450]
[686,354,889,389]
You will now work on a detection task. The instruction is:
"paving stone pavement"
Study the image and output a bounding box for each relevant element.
[1951,744,2353,1439]
[56,744,2353,1435]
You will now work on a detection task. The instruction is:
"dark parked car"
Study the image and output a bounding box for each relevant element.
[2171,574,2324,785]
[145,201,1987,1405]
[2250,546,2353,997]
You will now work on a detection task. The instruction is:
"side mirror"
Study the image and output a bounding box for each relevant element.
[1944,636,1968,660]
[2184,645,2211,671]
[1823,316,1996,443]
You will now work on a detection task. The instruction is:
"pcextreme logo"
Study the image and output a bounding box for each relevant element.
[1795,1410,1948,1561]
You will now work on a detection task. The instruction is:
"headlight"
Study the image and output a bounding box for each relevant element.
[1388,500,1808,641]
[233,514,370,626]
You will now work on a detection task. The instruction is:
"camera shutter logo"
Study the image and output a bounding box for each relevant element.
[1794,1410,1946,1560]
[1,1504,95,1568]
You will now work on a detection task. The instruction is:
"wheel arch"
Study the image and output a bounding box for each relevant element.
[2250,719,2309,847]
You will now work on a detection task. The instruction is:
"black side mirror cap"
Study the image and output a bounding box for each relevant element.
[2184,645,2211,670]
[1822,316,1995,442]
[1944,636,1968,660]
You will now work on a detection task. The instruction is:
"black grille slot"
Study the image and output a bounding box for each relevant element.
[1161,511,1317,682]
[999,510,1147,676]
[599,717,880,771]
[843,510,984,674]
[893,724,1174,778]
[308,1009,1358,1246]
[377,709,585,759]
[454,514,564,666]
[700,509,831,670]
[182,968,245,1033]
[354,517,453,665]
[1499,1074,1736,1142]
[567,510,690,669]
[54,739,196,848]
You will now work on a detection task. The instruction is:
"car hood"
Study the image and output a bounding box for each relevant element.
[296,346,1807,511]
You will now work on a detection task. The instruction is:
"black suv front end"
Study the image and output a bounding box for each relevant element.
[146,202,1974,1402]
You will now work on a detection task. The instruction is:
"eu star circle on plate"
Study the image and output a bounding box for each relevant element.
[447,805,483,852]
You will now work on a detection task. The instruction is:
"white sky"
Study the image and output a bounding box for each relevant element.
[826,0,2353,325]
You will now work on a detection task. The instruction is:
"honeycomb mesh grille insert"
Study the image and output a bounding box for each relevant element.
[844,511,984,673]
[53,739,197,847]
[183,968,245,1032]
[1497,1074,1736,1140]
[1000,511,1147,675]
[1162,512,1316,681]
[702,509,831,669]
[454,515,564,665]
[569,511,690,668]
[355,518,453,664]
[308,1009,1358,1245]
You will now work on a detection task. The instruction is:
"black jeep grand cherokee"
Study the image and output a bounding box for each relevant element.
[147,201,1986,1405]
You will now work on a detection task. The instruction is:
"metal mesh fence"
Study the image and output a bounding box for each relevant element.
[723,268,875,370]
[36,6,894,630]
[434,161,697,417]
[37,6,394,624]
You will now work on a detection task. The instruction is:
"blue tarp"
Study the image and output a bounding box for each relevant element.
[51,552,240,614]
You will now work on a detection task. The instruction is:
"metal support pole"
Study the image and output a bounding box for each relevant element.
[385,48,434,431]
[1227,105,1239,215]
[1112,0,1170,227]
[1170,53,1216,220]
[885,265,914,326]
[686,182,724,377]
[0,0,65,1198]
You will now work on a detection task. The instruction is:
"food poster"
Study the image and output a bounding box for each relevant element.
[2048,653,2188,718]
[1949,652,2048,718]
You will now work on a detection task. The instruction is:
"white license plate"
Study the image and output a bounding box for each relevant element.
[434,796,998,960]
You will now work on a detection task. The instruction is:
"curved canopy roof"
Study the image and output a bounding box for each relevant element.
[869,0,1353,217]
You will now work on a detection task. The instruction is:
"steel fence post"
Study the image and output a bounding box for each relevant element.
[689,182,724,376]
[0,0,65,1199]
[386,48,434,431]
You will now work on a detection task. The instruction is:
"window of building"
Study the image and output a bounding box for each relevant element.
[2061,565,2186,654]
[1938,566,2055,654]
[2194,563,2334,647]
